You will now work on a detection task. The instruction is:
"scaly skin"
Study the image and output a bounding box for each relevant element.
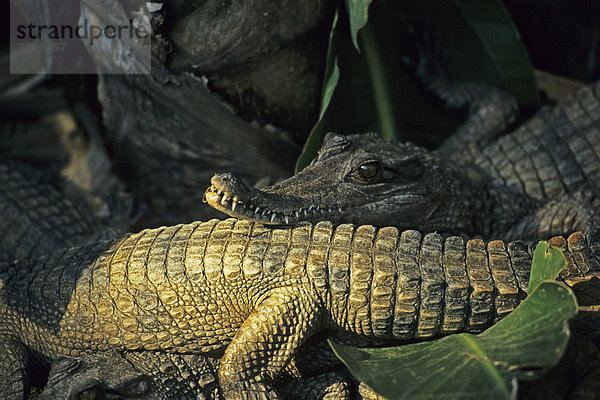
[0,160,116,262]
[460,82,600,201]
[1,218,598,399]
[204,82,600,241]
[204,134,493,235]
[0,161,344,399]
[81,0,304,227]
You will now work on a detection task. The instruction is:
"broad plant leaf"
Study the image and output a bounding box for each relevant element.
[330,281,577,400]
[528,241,567,293]
[295,10,341,173]
[296,2,458,172]
[390,0,540,108]
[453,0,540,106]
[296,0,539,172]
[345,0,373,50]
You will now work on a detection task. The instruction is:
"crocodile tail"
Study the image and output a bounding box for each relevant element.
[322,225,600,340]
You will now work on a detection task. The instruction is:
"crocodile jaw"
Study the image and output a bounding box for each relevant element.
[204,173,345,225]
[203,173,434,228]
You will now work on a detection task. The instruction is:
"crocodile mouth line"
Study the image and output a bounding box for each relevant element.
[203,184,343,225]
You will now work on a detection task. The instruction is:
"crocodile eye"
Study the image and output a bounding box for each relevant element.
[351,161,381,183]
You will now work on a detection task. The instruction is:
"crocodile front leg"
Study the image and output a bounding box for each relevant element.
[430,81,518,155]
[500,192,600,241]
[219,287,324,399]
[405,27,518,155]
[0,337,29,400]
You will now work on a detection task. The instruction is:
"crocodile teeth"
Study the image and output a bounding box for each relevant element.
[221,195,229,205]
[254,206,261,215]
[338,207,342,212]
[303,208,308,216]
[262,209,268,216]
[308,206,314,213]
[231,201,237,212]
[295,210,300,218]
[284,215,289,224]
[270,213,277,223]
[315,207,320,213]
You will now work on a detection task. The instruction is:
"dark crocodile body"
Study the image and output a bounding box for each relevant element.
[205,82,600,242]
[0,160,115,262]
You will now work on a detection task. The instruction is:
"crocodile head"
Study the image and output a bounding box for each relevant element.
[204,132,482,232]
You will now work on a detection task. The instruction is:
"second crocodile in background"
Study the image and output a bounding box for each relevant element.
[205,82,600,241]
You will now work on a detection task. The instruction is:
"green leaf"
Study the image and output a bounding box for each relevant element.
[360,24,397,141]
[295,9,342,173]
[295,2,461,172]
[330,281,577,400]
[393,0,539,107]
[528,241,568,293]
[345,0,374,50]
[453,0,540,106]
[319,58,340,121]
[294,59,339,173]
[296,0,539,171]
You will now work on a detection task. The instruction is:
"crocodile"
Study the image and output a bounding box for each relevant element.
[204,81,600,242]
[0,161,348,398]
[1,218,598,399]
[0,160,119,262]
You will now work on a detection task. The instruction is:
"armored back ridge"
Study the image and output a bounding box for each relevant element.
[309,223,552,340]
[0,220,298,358]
